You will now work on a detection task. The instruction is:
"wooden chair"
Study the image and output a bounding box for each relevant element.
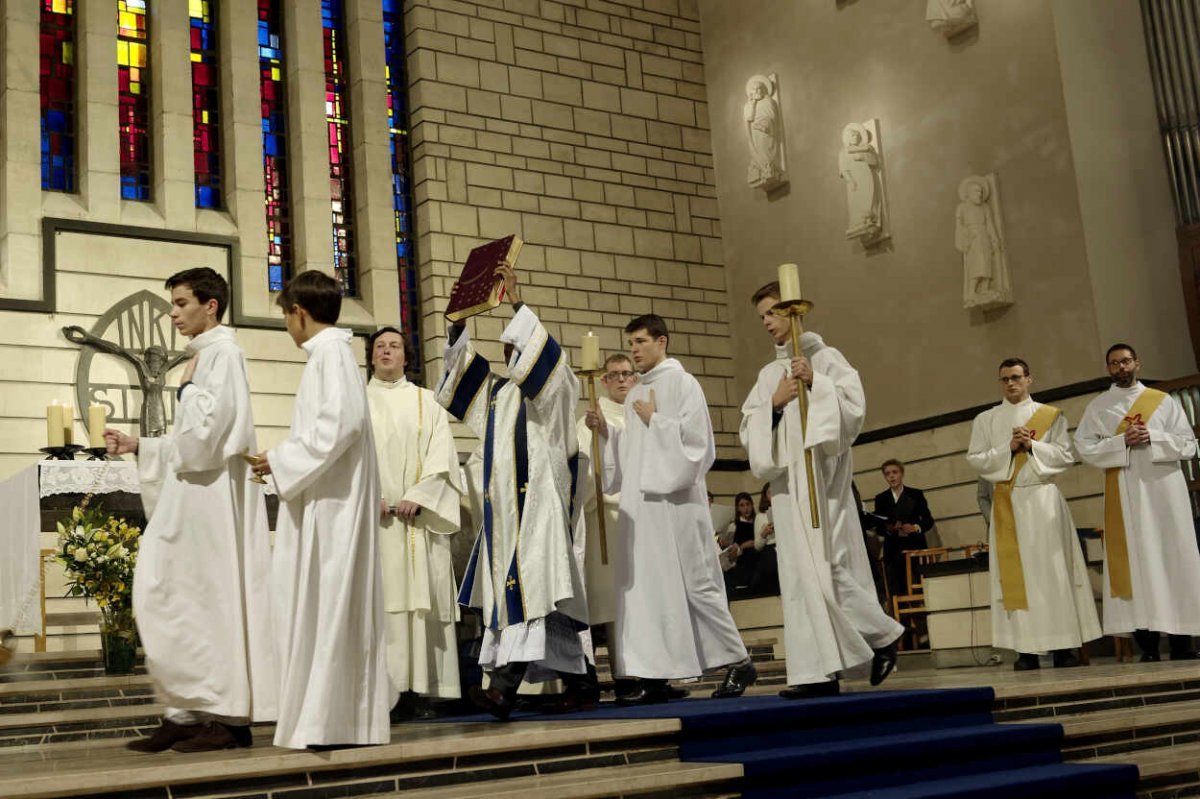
[891,547,952,650]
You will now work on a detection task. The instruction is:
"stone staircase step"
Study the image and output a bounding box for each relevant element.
[1089,739,1200,797]
[0,717,683,799]
[0,674,155,716]
[0,702,163,749]
[356,760,742,799]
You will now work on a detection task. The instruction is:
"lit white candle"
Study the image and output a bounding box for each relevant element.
[87,405,107,449]
[778,263,802,303]
[46,402,64,448]
[581,330,601,372]
[62,404,74,446]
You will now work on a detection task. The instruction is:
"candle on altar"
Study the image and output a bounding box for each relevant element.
[581,330,600,372]
[46,402,64,448]
[778,263,802,303]
[88,405,107,449]
[62,404,74,446]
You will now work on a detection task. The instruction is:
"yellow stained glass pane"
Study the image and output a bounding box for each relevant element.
[131,43,146,68]
[53,0,68,14]
[130,67,139,81]
[191,52,201,63]
[62,42,73,66]
[189,0,204,18]
[271,67,280,81]
[119,11,134,32]
[117,40,129,66]
[201,110,208,123]
[131,83,140,95]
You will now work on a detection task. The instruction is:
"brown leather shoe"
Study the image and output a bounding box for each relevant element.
[469,685,515,721]
[171,722,252,753]
[540,685,601,714]
[126,719,201,753]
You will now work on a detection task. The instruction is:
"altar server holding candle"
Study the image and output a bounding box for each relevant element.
[105,267,276,753]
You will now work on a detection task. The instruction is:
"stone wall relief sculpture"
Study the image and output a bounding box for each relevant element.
[957,173,1012,311]
[839,119,889,246]
[744,73,788,192]
[926,0,977,38]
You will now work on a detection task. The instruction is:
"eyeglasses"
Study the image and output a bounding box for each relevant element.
[603,370,637,382]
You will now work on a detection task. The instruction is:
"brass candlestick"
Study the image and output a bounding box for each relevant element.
[576,367,609,564]
[772,299,820,529]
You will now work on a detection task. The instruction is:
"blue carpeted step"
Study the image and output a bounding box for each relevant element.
[741,761,1140,799]
[699,722,1064,784]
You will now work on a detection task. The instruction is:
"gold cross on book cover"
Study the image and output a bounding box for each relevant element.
[444,235,524,322]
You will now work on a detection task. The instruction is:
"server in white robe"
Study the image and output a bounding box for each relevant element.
[1074,343,1200,661]
[437,265,593,720]
[367,327,466,716]
[105,268,276,753]
[588,314,756,705]
[966,358,1101,669]
[253,271,392,749]
[575,355,636,649]
[740,283,900,698]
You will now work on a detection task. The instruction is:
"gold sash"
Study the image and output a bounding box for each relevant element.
[1104,388,1168,599]
[991,404,1060,611]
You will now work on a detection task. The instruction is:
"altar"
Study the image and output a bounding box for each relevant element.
[0,459,278,653]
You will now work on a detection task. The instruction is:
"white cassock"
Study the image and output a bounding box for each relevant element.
[966,398,1101,652]
[436,306,587,681]
[1075,382,1200,635]
[603,358,748,680]
[768,336,903,649]
[740,344,875,685]
[134,325,276,723]
[268,327,392,749]
[575,395,624,627]
[368,376,466,699]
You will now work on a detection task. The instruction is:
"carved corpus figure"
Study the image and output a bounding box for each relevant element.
[926,0,977,37]
[744,74,787,191]
[956,173,1012,311]
[839,122,884,243]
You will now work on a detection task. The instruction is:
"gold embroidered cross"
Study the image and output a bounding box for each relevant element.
[506,576,516,590]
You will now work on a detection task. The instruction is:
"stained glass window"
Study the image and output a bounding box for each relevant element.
[190,0,220,209]
[383,0,420,378]
[322,0,358,296]
[259,0,292,292]
[41,0,77,193]
[117,0,150,201]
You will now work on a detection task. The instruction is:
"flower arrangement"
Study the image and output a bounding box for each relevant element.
[54,500,141,645]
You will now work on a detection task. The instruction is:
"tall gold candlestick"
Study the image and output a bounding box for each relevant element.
[773,299,820,529]
[577,367,609,564]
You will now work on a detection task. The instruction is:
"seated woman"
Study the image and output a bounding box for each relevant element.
[723,492,762,598]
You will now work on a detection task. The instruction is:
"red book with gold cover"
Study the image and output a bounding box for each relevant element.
[444,235,524,322]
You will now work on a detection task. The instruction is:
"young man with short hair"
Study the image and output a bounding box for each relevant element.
[252,270,392,748]
[106,267,276,752]
[1075,344,1200,661]
[587,315,756,704]
[967,357,1100,670]
[740,282,901,698]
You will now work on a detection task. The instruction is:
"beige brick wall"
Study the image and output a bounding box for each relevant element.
[405,0,738,454]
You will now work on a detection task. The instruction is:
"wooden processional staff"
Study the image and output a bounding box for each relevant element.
[772,263,820,529]
[577,331,608,564]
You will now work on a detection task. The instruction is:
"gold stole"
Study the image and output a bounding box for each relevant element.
[991,404,1060,611]
[1104,388,1168,599]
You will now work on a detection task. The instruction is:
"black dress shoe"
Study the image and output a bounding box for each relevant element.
[1013,653,1041,671]
[1052,649,1082,668]
[172,722,251,753]
[1141,651,1162,663]
[540,684,601,714]
[126,719,201,753]
[615,683,669,706]
[469,685,515,721]
[779,680,840,700]
[870,642,898,686]
[666,685,691,700]
[712,659,758,699]
[613,678,640,700]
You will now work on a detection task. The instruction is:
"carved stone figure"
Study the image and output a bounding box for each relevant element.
[926,0,977,38]
[957,174,1012,311]
[744,74,787,191]
[839,122,883,243]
